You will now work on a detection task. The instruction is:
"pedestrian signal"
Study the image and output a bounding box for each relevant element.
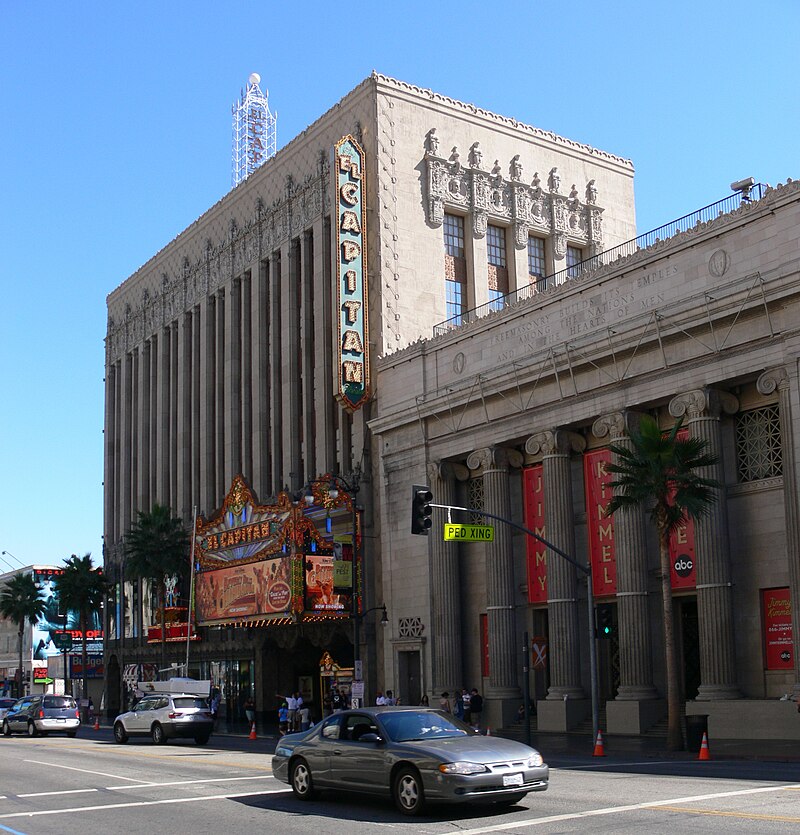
[411,485,433,535]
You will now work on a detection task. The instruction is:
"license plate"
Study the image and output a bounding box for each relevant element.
[56,718,66,723]
[503,773,524,787]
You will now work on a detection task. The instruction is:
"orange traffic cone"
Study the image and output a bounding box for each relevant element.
[593,730,606,757]
[248,721,257,740]
[93,717,100,731]
[698,731,711,760]
[485,727,491,736]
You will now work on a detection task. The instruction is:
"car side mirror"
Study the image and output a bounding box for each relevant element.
[360,732,384,744]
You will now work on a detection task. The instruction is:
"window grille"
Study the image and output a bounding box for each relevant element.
[528,236,545,279]
[468,477,485,524]
[735,405,783,482]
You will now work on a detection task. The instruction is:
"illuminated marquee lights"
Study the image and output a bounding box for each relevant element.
[334,135,369,411]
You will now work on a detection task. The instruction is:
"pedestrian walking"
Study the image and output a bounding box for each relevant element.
[439,691,452,713]
[244,695,256,725]
[469,688,483,730]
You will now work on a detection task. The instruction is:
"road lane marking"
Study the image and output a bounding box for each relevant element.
[105,775,276,790]
[0,823,29,835]
[18,790,98,799]
[648,805,800,823]
[432,782,800,834]
[23,760,150,784]
[0,788,292,819]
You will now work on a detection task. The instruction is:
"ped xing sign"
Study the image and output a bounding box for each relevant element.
[443,524,495,542]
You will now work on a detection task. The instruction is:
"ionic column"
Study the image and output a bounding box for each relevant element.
[669,388,740,699]
[525,429,585,699]
[466,446,523,697]
[428,461,469,693]
[593,412,658,700]
[758,368,800,695]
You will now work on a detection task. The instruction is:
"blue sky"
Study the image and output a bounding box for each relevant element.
[1,1,797,570]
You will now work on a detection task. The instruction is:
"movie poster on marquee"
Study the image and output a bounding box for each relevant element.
[583,449,617,596]
[668,428,697,590]
[195,555,292,624]
[523,465,547,603]
[305,553,350,613]
[762,587,793,670]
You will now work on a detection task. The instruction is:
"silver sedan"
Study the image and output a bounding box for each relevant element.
[272,706,548,816]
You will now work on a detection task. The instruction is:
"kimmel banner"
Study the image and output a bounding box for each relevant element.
[195,555,292,625]
[583,449,617,597]
[668,427,697,590]
[523,465,547,603]
[762,587,793,670]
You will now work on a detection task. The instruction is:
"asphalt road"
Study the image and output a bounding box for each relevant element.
[2,729,800,834]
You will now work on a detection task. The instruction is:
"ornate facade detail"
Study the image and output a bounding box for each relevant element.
[469,142,483,169]
[510,154,523,181]
[525,429,586,457]
[398,616,424,638]
[669,387,739,420]
[757,366,790,396]
[426,461,470,484]
[466,446,523,473]
[586,179,598,204]
[548,167,561,193]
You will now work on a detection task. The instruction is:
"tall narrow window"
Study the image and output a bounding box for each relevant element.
[444,213,466,324]
[487,224,509,311]
[528,236,546,284]
[567,245,583,279]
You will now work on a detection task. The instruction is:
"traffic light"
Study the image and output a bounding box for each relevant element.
[595,603,616,639]
[411,485,433,535]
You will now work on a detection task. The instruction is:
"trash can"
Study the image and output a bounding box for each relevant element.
[685,714,708,752]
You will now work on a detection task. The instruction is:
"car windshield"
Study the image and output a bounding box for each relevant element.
[173,697,208,710]
[379,710,472,742]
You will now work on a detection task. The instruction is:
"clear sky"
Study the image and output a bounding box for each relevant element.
[1,1,797,570]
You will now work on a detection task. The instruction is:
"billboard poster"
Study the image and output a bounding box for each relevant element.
[762,587,793,670]
[69,655,105,679]
[195,555,292,625]
[583,449,617,596]
[667,429,697,590]
[31,568,103,663]
[305,553,350,613]
[523,465,547,603]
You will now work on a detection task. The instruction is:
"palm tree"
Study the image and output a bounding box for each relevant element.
[55,554,108,721]
[0,573,46,698]
[125,504,190,675]
[605,415,719,751]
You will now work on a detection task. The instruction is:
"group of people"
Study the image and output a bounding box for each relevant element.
[374,690,397,705]
[437,688,484,729]
[276,691,311,735]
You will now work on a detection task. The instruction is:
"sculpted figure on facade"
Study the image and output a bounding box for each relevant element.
[586,179,598,204]
[510,154,523,182]
[426,127,440,157]
[469,142,483,169]
[548,167,561,194]
[491,159,502,178]
[450,146,461,172]
[532,171,543,195]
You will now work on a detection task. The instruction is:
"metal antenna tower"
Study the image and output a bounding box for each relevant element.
[231,72,277,187]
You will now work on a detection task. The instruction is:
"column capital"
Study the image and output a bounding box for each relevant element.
[668,387,739,420]
[426,461,470,484]
[592,410,647,441]
[757,366,790,396]
[466,446,523,473]
[525,429,586,457]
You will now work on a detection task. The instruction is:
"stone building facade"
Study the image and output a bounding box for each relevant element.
[103,73,636,720]
[373,176,800,739]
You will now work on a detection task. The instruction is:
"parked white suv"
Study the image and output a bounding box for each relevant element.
[113,693,214,745]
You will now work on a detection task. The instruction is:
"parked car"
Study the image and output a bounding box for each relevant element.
[2,695,80,737]
[0,698,17,722]
[113,692,214,745]
[272,706,549,816]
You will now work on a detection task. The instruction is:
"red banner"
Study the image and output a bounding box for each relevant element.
[762,587,793,670]
[667,428,697,590]
[523,466,547,603]
[583,449,617,596]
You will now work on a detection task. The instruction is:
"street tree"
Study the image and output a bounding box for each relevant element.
[0,572,46,698]
[605,415,719,751]
[55,554,108,721]
[125,505,190,674]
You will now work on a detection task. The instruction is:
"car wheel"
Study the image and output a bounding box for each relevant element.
[27,722,38,738]
[194,734,210,745]
[2,720,10,737]
[290,758,317,800]
[151,723,166,745]
[113,722,129,744]
[393,766,425,816]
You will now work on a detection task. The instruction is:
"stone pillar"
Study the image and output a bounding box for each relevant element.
[594,412,662,735]
[669,388,740,700]
[525,430,585,700]
[466,446,523,704]
[427,461,469,694]
[269,251,284,490]
[758,368,800,695]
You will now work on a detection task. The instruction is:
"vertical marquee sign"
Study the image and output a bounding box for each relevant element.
[523,466,547,603]
[583,449,617,597]
[334,135,370,411]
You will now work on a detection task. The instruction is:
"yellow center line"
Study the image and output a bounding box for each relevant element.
[645,805,800,823]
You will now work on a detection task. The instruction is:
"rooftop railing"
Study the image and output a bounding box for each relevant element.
[433,183,766,337]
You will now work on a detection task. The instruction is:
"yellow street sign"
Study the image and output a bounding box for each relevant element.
[443,523,495,542]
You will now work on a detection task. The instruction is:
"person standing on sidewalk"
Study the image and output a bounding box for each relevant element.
[244,695,255,726]
[469,688,483,730]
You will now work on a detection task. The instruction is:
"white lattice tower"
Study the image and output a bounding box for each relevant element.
[231,73,277,187]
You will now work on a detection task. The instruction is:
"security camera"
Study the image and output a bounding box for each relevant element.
[730,177,755,193]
